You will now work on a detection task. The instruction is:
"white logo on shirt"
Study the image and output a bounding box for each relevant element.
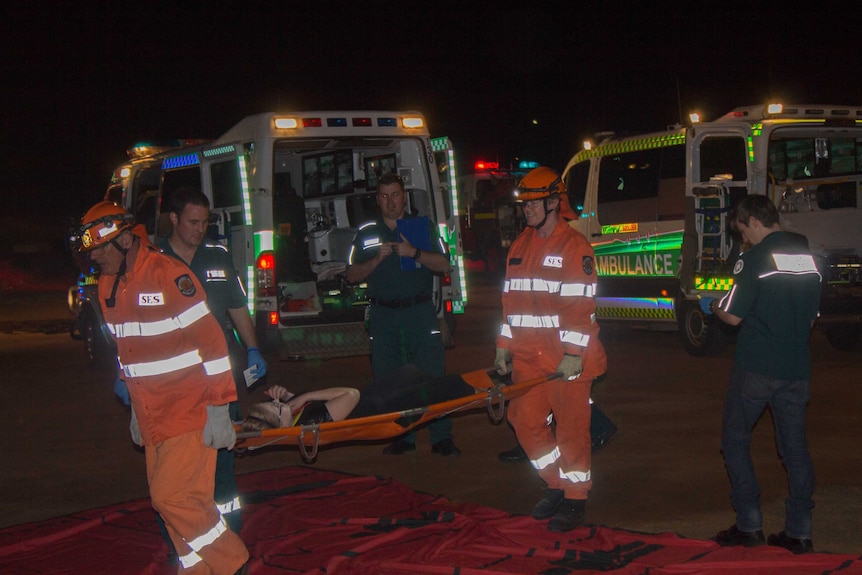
[543,255,563,268]
[206,269,227,281]
[138,293,164,306]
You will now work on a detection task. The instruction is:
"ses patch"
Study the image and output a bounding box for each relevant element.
[175,274,197,297]
[583,256,594,275]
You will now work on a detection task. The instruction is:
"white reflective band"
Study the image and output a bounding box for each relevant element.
[204,355,232,376]
[187,516,228,552]
[500,324,513,339]
[122,349,202,378]
[560,282,597,297]
[109,301,210,338]
[531,446,561,470]
[362,237,382,249]
[773,253,818,273]
[179,550,203,568]
[217,496,241,515]
[559,467,591,484]
[508,314,560,329]
[560,330,590,347]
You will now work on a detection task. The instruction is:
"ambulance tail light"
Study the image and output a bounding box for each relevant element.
[256,252,277,297]
[268,311,279,326]
[446,300,453,313]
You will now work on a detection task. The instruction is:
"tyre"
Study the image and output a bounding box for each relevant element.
[677,298,728,356]
[80,305,115,369]
[824,324,861,352]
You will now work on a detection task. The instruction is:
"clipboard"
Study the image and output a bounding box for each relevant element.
[396,216,431,271]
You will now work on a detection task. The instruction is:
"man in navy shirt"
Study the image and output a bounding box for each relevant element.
[704,195,821,554]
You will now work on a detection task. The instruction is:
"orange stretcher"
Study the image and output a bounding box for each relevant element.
[234,368,561,460]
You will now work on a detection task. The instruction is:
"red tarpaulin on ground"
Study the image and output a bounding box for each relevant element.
[1,466,860,574]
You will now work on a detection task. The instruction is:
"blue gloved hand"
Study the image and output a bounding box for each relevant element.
[247,347,267,379]
[699,297,716,315]
[114,373,131,406]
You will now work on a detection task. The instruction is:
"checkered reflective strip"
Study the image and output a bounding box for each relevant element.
[693,275,734,290]
[596,306,675,320]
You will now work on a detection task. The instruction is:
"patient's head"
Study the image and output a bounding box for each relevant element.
[242,400,292,431]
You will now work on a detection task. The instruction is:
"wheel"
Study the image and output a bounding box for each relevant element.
[824,324,861,351]
[80,305,115,369]
[677,298,728,356]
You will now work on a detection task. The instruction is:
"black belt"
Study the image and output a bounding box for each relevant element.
[371,294,432,308]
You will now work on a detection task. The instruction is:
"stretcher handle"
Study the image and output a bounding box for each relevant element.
[485,385,507,423]
[297,425,320,461]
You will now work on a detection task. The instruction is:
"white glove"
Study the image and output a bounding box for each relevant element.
[203,405,236,450]
[129,405,143,447]
[494,347,512,375]
[557,354,583,381]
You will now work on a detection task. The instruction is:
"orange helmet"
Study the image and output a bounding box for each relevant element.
[514,166,564,201]
[77,201,135,252]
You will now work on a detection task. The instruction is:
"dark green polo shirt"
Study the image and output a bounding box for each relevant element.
[722,231,821,379]
[348,216,445,301]
[158,239,247,332]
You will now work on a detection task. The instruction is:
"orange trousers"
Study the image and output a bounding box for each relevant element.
[145,431,248,574]
[507,377,592,500]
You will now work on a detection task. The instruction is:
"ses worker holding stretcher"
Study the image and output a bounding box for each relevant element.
[78,202,249,574]
[494,167,607,532]
[346,172,460,456]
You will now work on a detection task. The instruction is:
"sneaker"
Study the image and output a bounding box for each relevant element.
[767,531,813,554]
[431,438,461,457]
[531,488,565,520]
[548,498,586,532]
[497,444,528,462]
[382,440,416,455]
[713,524,765,547]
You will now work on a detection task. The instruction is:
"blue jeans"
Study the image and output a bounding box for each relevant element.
[721,369,814,538]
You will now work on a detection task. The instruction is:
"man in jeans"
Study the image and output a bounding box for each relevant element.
[703,195,821,554]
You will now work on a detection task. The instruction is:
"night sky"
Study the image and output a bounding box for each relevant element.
[4,2,861,230]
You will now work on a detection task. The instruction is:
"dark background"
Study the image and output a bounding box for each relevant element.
[3,1,861,245]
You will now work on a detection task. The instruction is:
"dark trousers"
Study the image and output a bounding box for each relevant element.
[721,369,814,538]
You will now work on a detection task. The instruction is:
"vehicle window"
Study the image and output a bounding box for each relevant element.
[598,148,662,203]
[564,161,589,217]
[211,158,243,216]
[699,137,747,182]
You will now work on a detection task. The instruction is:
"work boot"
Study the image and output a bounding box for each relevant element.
[547,498,586,532]
[767,531,813,554]
[382,440,416,455]
[530,488,565,520]
[498,444,528,462]
[713,524,765,547]
[431,438,461,456]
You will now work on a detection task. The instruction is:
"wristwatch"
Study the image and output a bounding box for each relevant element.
[412,248,421,260]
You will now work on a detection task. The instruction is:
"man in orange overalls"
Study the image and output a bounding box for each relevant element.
[78,201,249,574]
[494,167,607,532]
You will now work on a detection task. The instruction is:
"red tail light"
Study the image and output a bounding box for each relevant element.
[256,252,276,297]
[446,301,453,313]
[268,311,279,325]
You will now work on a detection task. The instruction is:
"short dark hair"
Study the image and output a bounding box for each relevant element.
[377,172,405,190]
[169,188,210,216]
[732,194,779,228]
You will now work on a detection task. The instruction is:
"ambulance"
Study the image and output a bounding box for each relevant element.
[71,112,467,363]
[561,103,862,355]
[456,160,537,272]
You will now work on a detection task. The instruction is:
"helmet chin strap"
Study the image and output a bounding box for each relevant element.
[104,237,130,309]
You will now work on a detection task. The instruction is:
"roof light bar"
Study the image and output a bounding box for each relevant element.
[274,117,299,129]
[402,117,424,129]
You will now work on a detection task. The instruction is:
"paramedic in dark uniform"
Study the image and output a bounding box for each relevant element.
[158,188,268,536]
[703,195,821,554]
[346,172,460,456]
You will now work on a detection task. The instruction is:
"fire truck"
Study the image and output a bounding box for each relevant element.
[70,112,466,364]
[456,160,537,272]
[561,103,862,355]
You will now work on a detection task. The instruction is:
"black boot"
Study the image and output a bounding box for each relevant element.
[548,499,586,532]
[530,488,565,520]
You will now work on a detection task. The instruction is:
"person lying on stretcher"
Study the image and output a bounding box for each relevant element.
[242,364,479,431]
